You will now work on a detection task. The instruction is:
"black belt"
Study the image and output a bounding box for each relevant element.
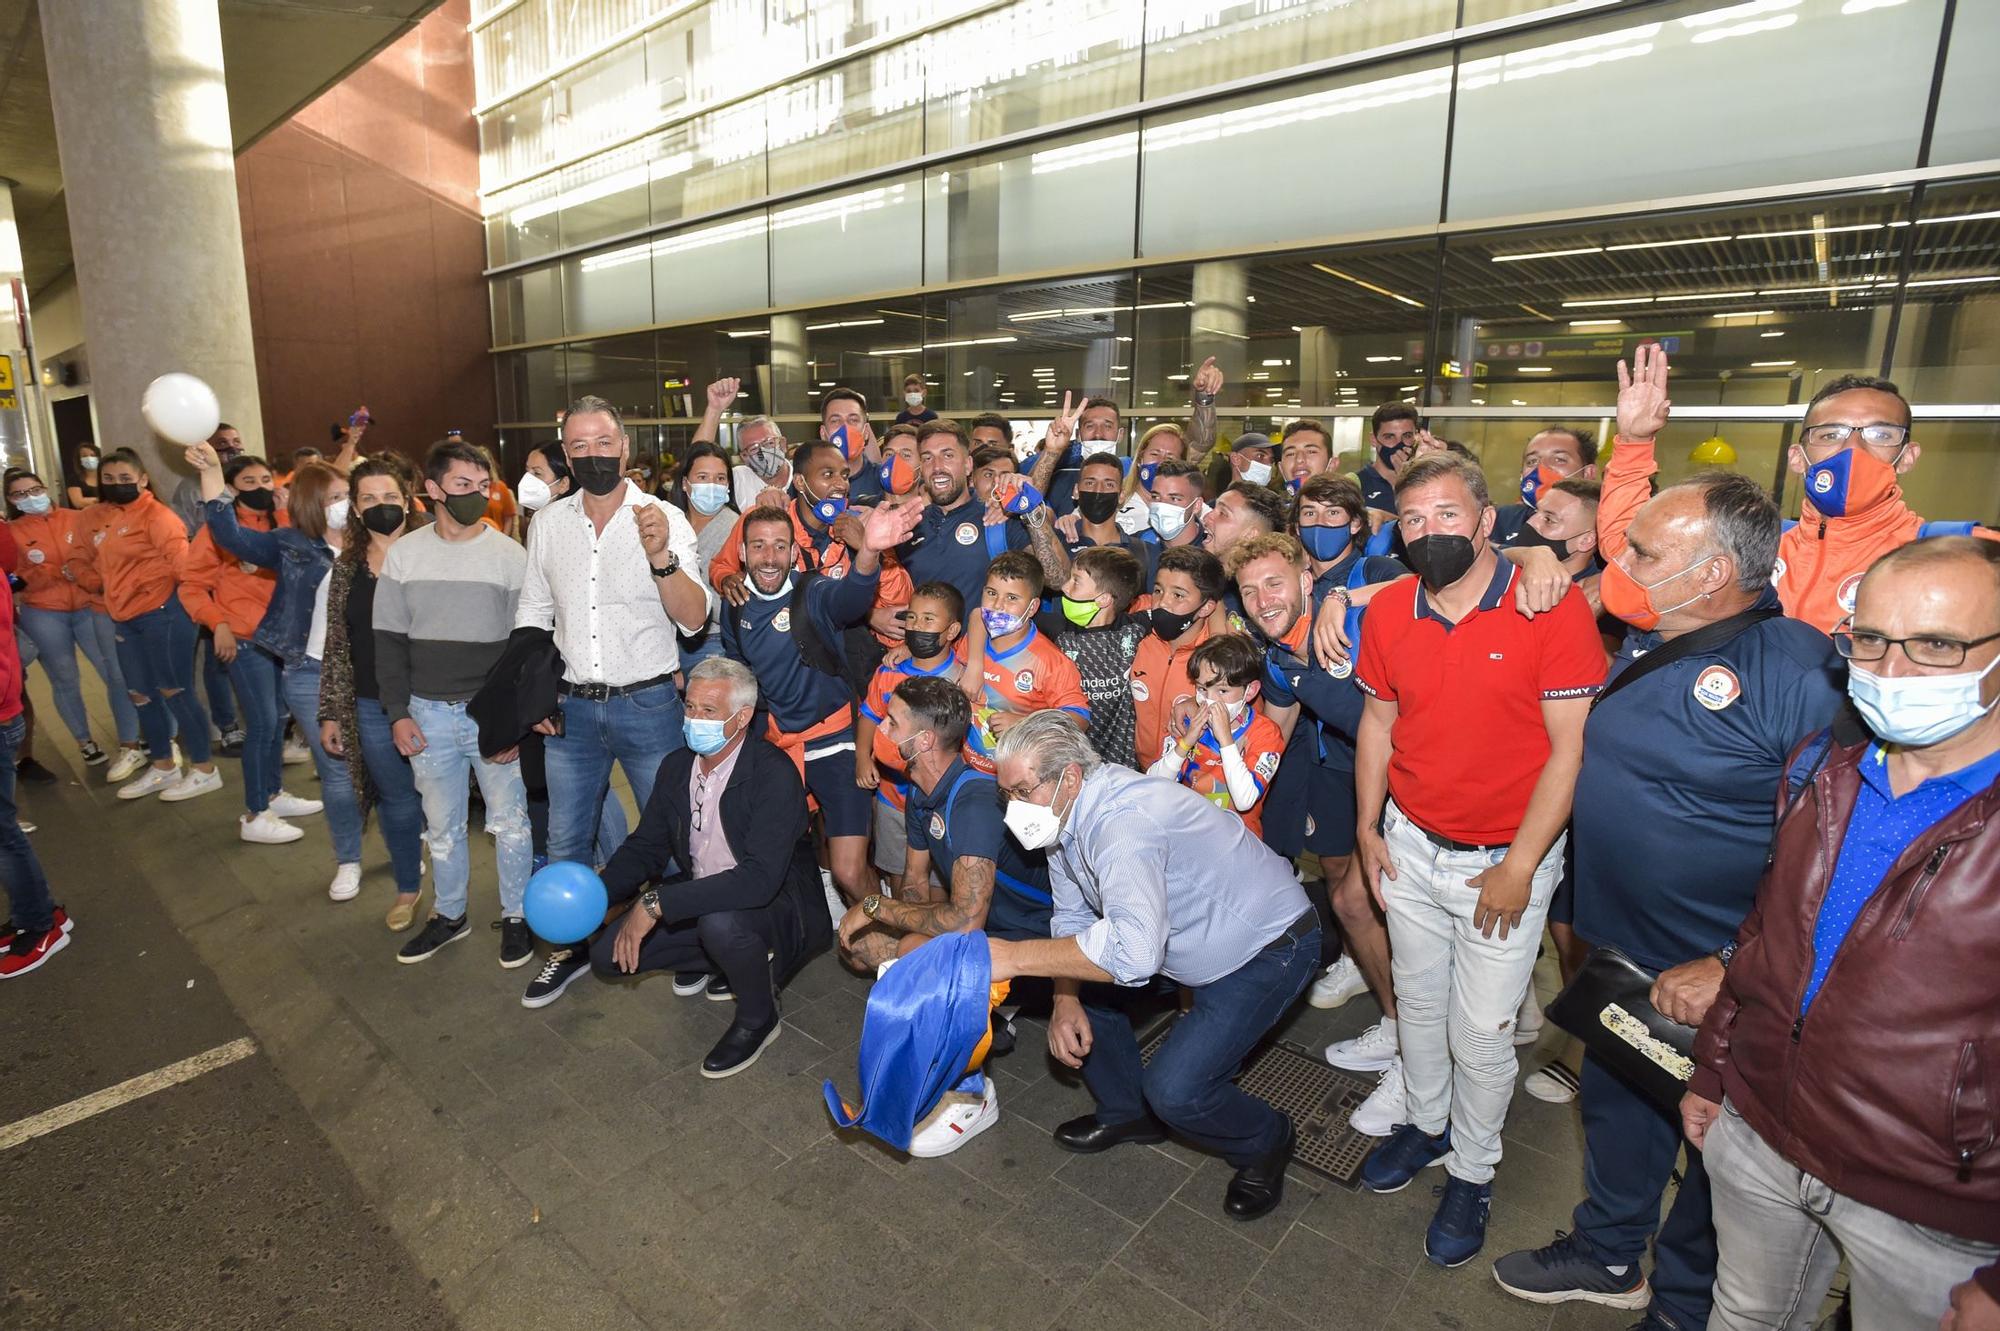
[1262,908,1320,953]
[1409,817,1510,855]
[559,673,674,702]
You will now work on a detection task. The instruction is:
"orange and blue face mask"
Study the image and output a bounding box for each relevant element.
[1520,464,1563,507]
[878,453,918,496]
[1802,445,1898,518]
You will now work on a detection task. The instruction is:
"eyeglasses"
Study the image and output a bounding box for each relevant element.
[692,770,712,831]
[1833,626,2000,669]
[1801,423,1910,451]
[7,487,44,501]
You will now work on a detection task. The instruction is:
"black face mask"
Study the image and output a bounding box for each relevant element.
[236,487,277,513]
[1147,604,1200,641]
[1507,523,1570,563]
[904,629,950,660]
[360,502,406,536]
[1076,490,1119,525]
[439,491,490,528]
[569,455,624,496]
[1405,534,1478,592]
[100,482,141,506]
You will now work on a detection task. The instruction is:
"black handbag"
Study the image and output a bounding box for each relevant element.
[1546,946,1698,1111]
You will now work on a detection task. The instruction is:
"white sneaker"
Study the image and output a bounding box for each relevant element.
[240,809,304,843]
[1524,1061,1581,1104]
[160,767,224,803]
[1308,954,1369,1010]
[1348,1057,1408,1137]
[1326,1018,1399,1072]
[327,863,363,902]
[1515,985,1546,1047]
[117,765,178,800]
[105,748,149,783]
[908,1076,999,1158]
[282,737,311,766]
[268,789,323,818]
[822,868,845,929]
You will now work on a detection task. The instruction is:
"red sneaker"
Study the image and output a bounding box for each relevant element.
[0,924,68,978]
[0,905,69,948]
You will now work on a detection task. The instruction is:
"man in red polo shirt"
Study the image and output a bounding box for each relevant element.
[1349,453,1605,1269]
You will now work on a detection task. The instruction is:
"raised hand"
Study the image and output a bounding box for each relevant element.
[861,496,927,553]
[184,441,220,471]
[1043,391,1078,455]
[1616,342,1673,441]
[706,377,741,411]
[1192,356,1222,399]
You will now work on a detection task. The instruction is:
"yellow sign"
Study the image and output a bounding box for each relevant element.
[0,394,18,411]
[0,360,15,391]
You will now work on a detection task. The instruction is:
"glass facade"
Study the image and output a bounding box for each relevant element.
[477,0,2000,523]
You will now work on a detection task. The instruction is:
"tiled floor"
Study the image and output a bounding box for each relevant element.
[22,671,1660,1330]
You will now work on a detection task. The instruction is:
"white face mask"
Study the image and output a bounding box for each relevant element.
[1241,459,1273,486]
[1848,656,2000,748]
[1150,499,1193,541]
[517,471,555,512]
[1079,438,1118,459]
[1003,773,1071,850]
[1194,689,1248,722]
[905,392,925,408]
[324,499,350,534]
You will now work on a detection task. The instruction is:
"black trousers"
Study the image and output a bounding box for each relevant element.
[589,906,779,1026]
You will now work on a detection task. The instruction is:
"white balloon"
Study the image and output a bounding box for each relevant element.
[141,373,221,446]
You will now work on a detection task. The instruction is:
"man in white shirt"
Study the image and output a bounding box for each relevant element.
[517,395,712,870]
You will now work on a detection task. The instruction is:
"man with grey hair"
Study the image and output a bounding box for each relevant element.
[1492,471,1843,1329]
[517,393,711,879]
[523,656,831,1079]
[988,709,1318,1221]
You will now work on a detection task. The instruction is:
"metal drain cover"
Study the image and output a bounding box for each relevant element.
[1139,1016,1379,1188]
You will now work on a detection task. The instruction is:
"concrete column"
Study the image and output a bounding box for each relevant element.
[1189,260,1249,394]
[41,0,263,477]
[767,312,810,418]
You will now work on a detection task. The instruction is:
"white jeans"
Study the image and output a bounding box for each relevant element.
[1708,1100,1998,1331]
[1381,797,1561,1184]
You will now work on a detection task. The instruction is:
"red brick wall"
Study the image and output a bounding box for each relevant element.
[236,0,490,465]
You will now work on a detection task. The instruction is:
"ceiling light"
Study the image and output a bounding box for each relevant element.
[726,328,772,338]
[1917,209,2000,226]
[1167,373,1189,381]
[1511,399,1527,406]
[1470,398,1486,405]
[1751,359,1797,367]
[1760,330,1786,338]
[1568,319,1623,328]
[1735,221,1883,240]
[1261,359,1286,367]
[1656,291,1757,302]
[1397,386,1419,393]
[1603,236,1724,252]
[1713,309,1778,318]
[1312,263,1425,308]
[1562,296,1656,308]
[804,318,886,330]
[1366,355,1402,363]
[1491,245,1605,263]
[1907,274,2000,288]
[1519,365,1556,373]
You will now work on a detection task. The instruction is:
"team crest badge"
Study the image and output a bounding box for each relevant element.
[1014,669,1034,692]
[772,608,791,633]
[1692,665,1741,712]
[955,523,979,546]
[1836,572,1863,614]
[929,813,946,841]
[1130,678,1150,701]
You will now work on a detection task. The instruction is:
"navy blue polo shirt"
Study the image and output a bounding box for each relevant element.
[1358,463,1395,515]
[1488,502,1535,548]
[721,565,878,733]
[905,757,1053,939]
[1264,552,1407,773]
[898,496,1029,611]
[846,456,885,503]
[1572,594,1845,970]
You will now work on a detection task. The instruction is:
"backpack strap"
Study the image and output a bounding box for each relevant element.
[1917,519,1979,540]
[940,768,1053,906]
[984,519,1008,560]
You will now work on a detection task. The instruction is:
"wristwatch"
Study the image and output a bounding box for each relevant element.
[1023,505,1047,528]
[1715,939,1738,969]
[641,889,663,921]
[1192,390,1217,407]
[648,551,681,579]
[861,893,883,920]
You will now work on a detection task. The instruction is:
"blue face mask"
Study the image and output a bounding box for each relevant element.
[1377,442,1411,471]
[684,714,738,756]
[1297,524,1354,563]
[688,482,729,515]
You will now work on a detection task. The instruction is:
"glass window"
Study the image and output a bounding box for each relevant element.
[557,140,653,250]
[1930,2,2000,169]
[649,101,768,227]
[651,211,771,325]
[770,176,922,307]
[1141,0,1455,99]
[1138,55,1452,260]
[495,347,568,427]
[487,175,562,267]
[766,51,927,197]
[1436,191,1908,415]
[655,323,771,420]
[1888,180,2000,404]
[928,274,1137,419]
[924,125,1138,287]
[1894,420,2000,530]
[473,4,549,106]
[491,265,565,345]
[562,244,654,337]
[563,333,661,421]
[483,89,555,186]
[924,0,1144,156]
[1448,0,1945,223]
[793,297,929,418]
[557,41,650,168]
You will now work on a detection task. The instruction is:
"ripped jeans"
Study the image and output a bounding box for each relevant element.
[405,696,530,923]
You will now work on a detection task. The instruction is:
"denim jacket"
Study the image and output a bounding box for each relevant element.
[205,498,333,668]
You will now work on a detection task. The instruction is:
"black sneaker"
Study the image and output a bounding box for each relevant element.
[700,1015,780,1079]
[705,973,734,1002]
[79,741,108,766]
[1493,1231,1650,1309]
[15,758,56,785]
[218,728,246,757]
[396,914,470,964]
[672,972,711,997]
[495,917,533,969]
[988,1009,1017,1057]
[521,947,590,1008]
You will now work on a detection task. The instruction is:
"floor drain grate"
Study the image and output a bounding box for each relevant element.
[1139,1016,1379,1188]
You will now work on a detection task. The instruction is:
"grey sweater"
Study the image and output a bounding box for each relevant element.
[373,524,526,722]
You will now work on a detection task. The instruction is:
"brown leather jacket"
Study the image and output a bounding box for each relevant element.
[1692,733,2000,1271]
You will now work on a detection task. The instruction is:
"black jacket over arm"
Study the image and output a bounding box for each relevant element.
[601,735,831,975]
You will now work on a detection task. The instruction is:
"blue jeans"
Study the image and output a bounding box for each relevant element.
[544,680,683,864]
[406,696,530,921]
[200,629,237,731]
[227,644,285,814]
[355,698,425,895]
[86,610,144,744]
[18,606,139,745]
[1573,1053,1716,1328]
[0,715,53,933]
[113,599,212,765]
[281,659,361,864]
[1080,921,1320,1166]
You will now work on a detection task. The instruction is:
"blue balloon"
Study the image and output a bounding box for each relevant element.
[523,861,608,944]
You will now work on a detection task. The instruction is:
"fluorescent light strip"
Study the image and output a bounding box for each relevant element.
[1518,366,1555,374]
[1654,291,1757,302]
[1735,221,1883,240]
[1751,360,1797,367]
[1713,309,1777,318]
[1561,296,1655,308]
[1569,318,1624,328]
[1603,236,1725,252]
[1490,245,1604,263]
[865,335,1017,355]
[1312,263,1425,308]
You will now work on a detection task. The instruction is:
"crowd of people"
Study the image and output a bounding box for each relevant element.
[1,353,1995,1331]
